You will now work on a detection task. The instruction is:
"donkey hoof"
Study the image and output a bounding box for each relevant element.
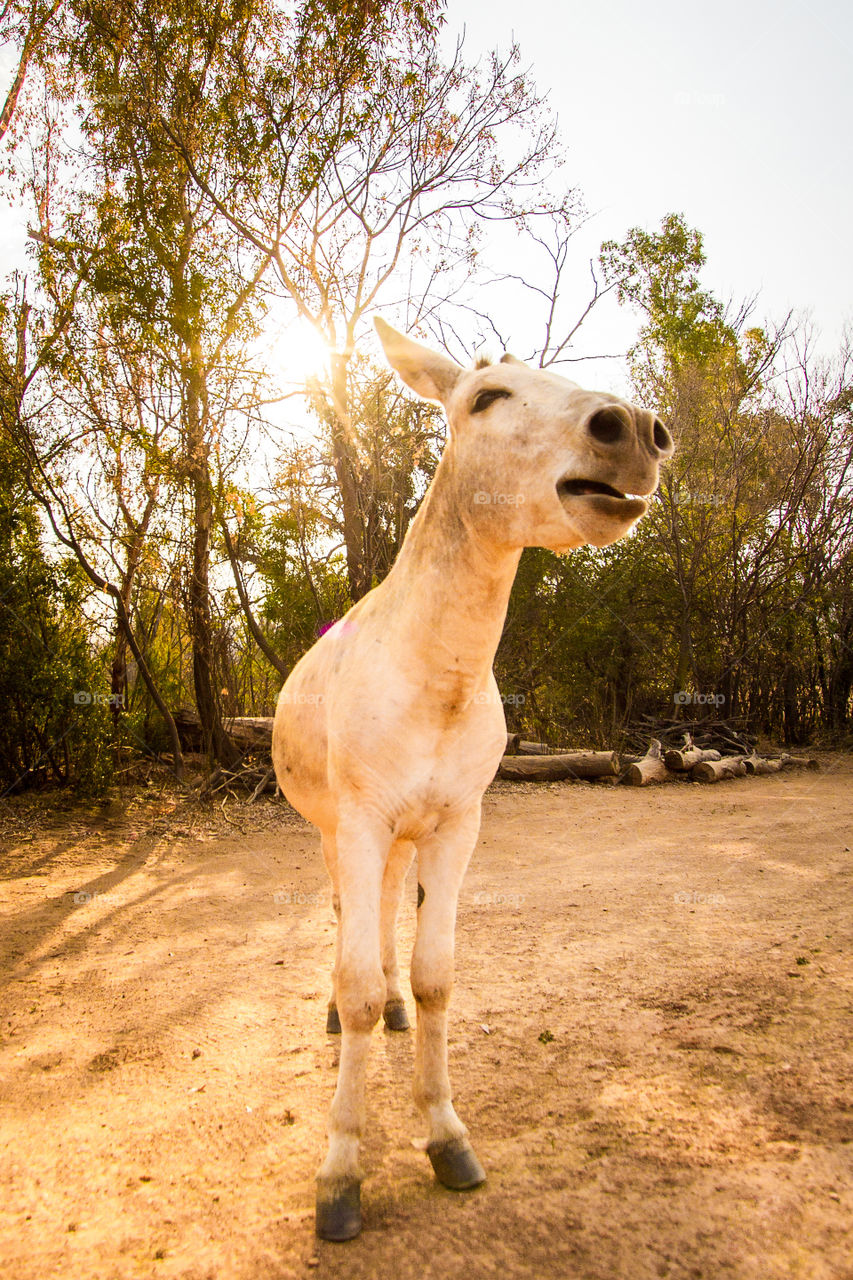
[325,1005,341,1035]
[427,1137,486,1190]
[315,1177,361,1241]
[382,998,410,1031]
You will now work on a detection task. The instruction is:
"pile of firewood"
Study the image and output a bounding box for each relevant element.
[622,715,757,757]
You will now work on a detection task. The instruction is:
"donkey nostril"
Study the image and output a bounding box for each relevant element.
[588,407,624,446]
[653,418,672,452]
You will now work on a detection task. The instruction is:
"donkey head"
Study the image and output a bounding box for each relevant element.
[376,318,673,551]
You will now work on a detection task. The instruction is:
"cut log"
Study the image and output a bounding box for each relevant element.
[743,754,783,776]
[517,740,551,755]
[623,739,669,786]
[779,754,820,771]
[174,706,204,750]
[691,757,748,783]
[497,750,620,781]
[175,710,275,754]
[224,716,274,747]
[505,732,521,756]
[664,746,722,771]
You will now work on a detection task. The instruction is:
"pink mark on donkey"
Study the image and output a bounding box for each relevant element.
[317,618,359,638]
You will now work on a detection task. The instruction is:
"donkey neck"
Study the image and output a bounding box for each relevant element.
[380,451,521,682]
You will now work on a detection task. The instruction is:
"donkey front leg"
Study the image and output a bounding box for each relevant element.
[325,836,415,1036]
[381,838,416,1031]
[411,805,486,1191]
[316,815,389,1241]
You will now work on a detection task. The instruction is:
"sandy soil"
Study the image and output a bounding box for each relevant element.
[1,759,852,1280]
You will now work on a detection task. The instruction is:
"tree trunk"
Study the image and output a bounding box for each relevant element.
[219,513,287,678]
[826,630,853,733]
[329,352,370,601]
[111,614,129,720]
[185,356,239,767]
[782,662,802,746]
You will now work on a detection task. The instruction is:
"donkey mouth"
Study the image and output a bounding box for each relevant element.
[559,478,627,499]
[557,476,649,518]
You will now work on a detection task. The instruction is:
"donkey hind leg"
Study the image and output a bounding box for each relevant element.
[411,804,486,1191]
[315,815,390,1242]
[321,832,343,1035]
[381,838,416,1030]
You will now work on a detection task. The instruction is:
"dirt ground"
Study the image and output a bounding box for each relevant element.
[1,758,852,1280]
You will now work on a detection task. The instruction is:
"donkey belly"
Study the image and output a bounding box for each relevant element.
[272,662,337,830]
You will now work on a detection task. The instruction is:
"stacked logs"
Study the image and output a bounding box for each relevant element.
[629,735,748,785]
[499,724,819,786]
[619,734,818,785]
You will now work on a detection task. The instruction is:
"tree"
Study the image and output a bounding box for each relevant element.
[0,0,62,141]
[156,17,576,599]
[600,215,853,738]
[0,369,114,794]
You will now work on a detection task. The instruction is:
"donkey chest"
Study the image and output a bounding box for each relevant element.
[390,718,504,831]
[428,668,482,722]
[392,767,485,840]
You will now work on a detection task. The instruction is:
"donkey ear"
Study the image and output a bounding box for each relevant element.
[374,317,462,405]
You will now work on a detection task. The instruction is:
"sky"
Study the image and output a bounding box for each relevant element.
[445,0,853,382]
[1,1,850,396]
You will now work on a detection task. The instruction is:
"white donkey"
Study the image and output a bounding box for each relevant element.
[272,319,673,1240]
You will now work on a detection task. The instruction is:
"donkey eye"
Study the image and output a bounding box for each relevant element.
[471,388,511,414]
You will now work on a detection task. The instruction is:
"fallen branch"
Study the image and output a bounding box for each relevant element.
[249,765,276,802]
